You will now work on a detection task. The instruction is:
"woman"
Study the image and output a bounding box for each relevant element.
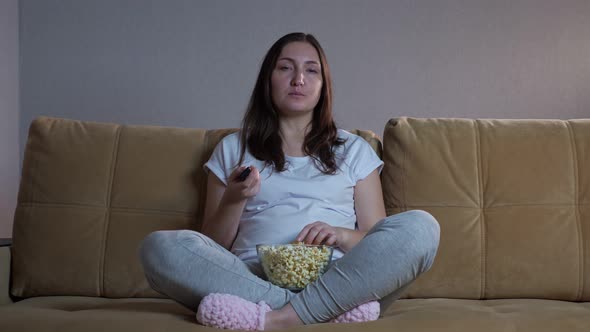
[139,32,440,331]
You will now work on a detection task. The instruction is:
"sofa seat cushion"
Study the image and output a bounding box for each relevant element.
[0,297,197,331]
[1,297,589,331]
[385,298,590,331]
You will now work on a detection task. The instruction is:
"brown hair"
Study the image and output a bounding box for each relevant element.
[239,32,345,174]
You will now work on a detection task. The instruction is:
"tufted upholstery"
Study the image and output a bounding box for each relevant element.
[382,117,590,301]
[10,117,382,299]
[5,116,590,332]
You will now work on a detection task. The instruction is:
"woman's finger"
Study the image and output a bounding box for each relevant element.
[324,233,338,246]
[296,223,315,242]
[313,229,332,245]
[303,227,321,244]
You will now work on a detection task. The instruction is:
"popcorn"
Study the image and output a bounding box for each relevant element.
[257,243,333,289]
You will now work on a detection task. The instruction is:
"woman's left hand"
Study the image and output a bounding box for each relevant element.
[295,221,342,246]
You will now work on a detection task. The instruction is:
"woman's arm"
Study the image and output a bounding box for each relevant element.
[296,168,386,252]
[353,168,387,232]
[200,167,260,250]
[340,168,386,251]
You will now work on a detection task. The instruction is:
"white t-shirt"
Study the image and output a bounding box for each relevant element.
[204,129,383,263]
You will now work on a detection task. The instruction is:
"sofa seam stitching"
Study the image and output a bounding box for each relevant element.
[197,130,211,229]
[28,121,38,208]
[402,121,408,212]
[16,202,196,215]
[16,119,41,297]
[377,202,588,208]
[20,200,589,210]
[565,120,583,301]
[475,119,486,299]
[100,124,122,297]
[22,122,37,296]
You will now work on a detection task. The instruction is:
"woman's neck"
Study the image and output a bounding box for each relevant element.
[279,118,311,157]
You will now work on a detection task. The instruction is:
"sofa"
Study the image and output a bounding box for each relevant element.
[1,116,589,331]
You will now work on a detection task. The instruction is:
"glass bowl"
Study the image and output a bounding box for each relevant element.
[256,243,334,291]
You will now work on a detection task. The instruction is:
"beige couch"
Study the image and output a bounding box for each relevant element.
[1,116,589,331]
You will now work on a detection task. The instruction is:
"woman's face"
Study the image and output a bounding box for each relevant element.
[270,41,323,116]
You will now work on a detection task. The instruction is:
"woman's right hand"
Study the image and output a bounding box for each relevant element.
[222,166,261,204]
[201,166,260,250]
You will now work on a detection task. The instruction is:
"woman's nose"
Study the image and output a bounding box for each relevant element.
[291,72,304,86]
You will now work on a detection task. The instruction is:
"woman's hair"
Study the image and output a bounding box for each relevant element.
[239,32,345,174]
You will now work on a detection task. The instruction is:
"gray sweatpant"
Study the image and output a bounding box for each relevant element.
[138,210,440,324]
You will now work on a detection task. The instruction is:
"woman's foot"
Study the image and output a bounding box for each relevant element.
[196,293,380,330]
[330,301,380,323]
[196,293,271,331]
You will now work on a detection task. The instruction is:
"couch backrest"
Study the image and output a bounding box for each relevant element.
[382,117,590,301]
[10,117,382,299]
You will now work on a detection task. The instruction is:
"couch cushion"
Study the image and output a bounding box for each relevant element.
[10,117,382,299]
[11,117,229,299]
[382,298,590,331]
[1,297,589,332]
[0,297,196,331]
[382,117,590,301]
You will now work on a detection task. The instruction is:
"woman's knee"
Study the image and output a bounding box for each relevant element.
[382,210,441,257]
[138,230,206,274]
[138,230,172,273]
[385,209,438,232]
[404,210,440,273]
[407,210,440,242]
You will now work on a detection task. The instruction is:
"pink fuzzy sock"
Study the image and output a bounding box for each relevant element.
[330,301,380,323]
[196,293,271,331]
[196,293,380,330]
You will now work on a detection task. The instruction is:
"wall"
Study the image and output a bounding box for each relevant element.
[0,0,19,237]
[20,0,590,141]
[9,0,590,235]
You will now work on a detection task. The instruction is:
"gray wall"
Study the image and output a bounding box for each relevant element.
[1,0,19,237]
[8,0,590,236]
[20,0,590,142]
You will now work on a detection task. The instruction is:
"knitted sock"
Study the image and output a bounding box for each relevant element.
[329,301,380,323]
[196,293,271,331]
[196,293,380,329]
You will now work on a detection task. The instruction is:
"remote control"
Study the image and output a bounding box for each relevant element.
[237,167,251,182]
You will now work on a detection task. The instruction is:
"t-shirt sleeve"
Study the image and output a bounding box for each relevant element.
[347,137,384,183]
[203,134,240,186]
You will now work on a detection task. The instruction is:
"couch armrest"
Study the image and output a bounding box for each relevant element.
[0,238,12,305]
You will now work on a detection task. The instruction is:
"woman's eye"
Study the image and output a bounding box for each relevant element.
[307,68,319,74]
[279,66,292,71]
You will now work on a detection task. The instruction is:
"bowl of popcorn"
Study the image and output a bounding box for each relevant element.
[256,243,334,291]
